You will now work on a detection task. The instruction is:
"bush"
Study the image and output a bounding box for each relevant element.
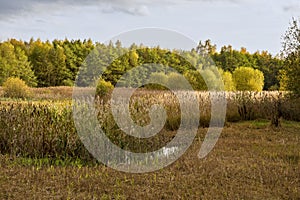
[2,77,31,99]
[232,67,264,91]
[96,79,114,99]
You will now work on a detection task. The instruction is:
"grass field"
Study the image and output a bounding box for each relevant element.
[0,88,299,199]
[0,120,299,199]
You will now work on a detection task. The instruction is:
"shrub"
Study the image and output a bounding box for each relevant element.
[232,67,264,91]
[96,78,114,99]
[2,77,31,99]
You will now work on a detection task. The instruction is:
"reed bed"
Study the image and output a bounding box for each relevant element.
[0,89,299,161]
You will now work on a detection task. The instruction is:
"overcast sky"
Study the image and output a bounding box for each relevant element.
[0,0,299,55]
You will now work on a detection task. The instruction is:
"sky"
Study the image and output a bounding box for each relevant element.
[0,0,299,55]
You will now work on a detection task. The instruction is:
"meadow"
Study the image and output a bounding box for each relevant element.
[0,87,299,199]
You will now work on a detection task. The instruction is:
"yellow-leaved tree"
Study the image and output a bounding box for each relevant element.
[232,67,264,91]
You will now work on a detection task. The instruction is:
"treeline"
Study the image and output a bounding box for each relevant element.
[0,39,94,87]
[205,41,284,90]
[0,38,284,91]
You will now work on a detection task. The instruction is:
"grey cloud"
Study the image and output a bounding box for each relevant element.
[283,4,300,12]
[0,1,28,15]
[99,0,151,16]
[110,6,150,16]
[0,0,240,19]
[281,0,300,13]
[0,0,151,18]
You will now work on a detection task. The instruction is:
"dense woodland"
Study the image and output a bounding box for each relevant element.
[0,38,283,90]
[0,18,299,93]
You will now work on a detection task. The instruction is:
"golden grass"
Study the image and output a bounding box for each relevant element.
[0,121,299,199]
[0,87,299,198]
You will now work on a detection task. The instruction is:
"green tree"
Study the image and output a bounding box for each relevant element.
[201,68,223,91]
[232,67,264,91]
[184,70,207,90]
[62,39,94,82]
[253,51,283,90]
[28,39,72,87]
[28,39,53,87]
[280,18,300,96]
[212,45,253,72]
[0,41,37,86]
[218,68,235,91]
[48,44,72,86]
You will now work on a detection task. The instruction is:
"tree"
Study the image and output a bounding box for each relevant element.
[62,39,94,82]
[280,18,300,96]
[48,44,72,86]
[218,68,235,91]
[28,39,73,87]
[212,45,254,72]
[0,41,37,86]
[184,70,207,90]
[232,67,264,91]
[129,50,139,67]
[28,39,53,87]
[196,40,216,55]
[253,51,283,90]
[200,68,224,91]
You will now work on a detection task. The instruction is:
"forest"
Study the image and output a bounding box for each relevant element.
[0,38,284,92]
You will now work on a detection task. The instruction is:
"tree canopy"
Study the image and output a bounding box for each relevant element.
[280,18,300,96]
[0,37,287,91]
[232,67,264,91]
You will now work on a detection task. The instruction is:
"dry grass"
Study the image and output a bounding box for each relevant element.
[30,87,76,100]
[0,121,299,199]
[0,88,299,199]
[0,87,3,97]
[1,87,298,121]
[0,90,299,159]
